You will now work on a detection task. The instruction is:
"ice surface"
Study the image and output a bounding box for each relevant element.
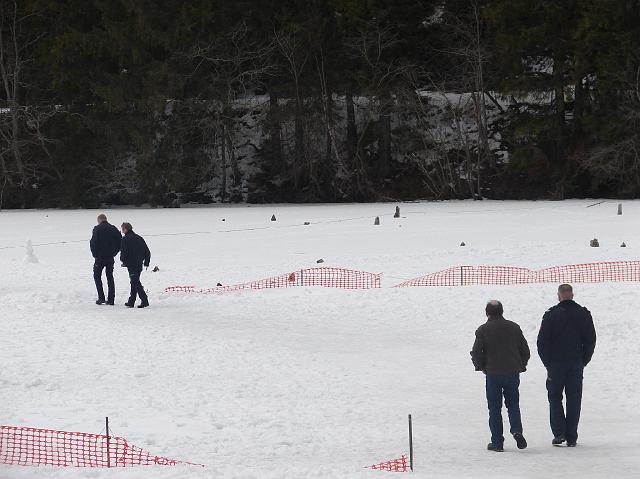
[0,200,638,478]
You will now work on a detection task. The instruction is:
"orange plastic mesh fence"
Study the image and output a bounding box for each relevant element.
[164,267,381,293]
[0,426,203,468]
[395,261,640,287]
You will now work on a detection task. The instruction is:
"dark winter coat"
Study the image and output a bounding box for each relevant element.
[120,231,151,269]
[537,300,596,368]
[471,316,531,375]
[90,222,122,260]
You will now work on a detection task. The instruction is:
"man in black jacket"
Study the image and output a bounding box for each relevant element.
[471,300,531,452]
[120,222,151,308]
[90,214,121,305]
[537,284,596,447]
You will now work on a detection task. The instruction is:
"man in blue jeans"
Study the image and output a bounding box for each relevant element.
[538,284,596,447]
[471,300,531,452]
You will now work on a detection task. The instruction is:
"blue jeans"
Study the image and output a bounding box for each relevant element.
[127,266,148,304]
[94,258,115,302]
[486,374,523,446]
[546,360,584,443]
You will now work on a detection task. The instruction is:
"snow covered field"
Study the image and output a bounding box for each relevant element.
[1,200,639,479]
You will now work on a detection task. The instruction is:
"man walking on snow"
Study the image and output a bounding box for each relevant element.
[471,300,530,452]
[90,214,121,305]
[120,222,151,308]
[538,284,596,447]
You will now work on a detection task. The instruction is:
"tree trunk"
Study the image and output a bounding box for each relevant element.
[553,46,566,161]
[294,98,304,189]
[268,92,282,173]
[378,92,392,179]
[346,88,358,164]
[220,123,227,203]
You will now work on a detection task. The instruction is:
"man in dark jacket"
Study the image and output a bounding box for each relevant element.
[471,300,531,452]
[120,222,151,308]
[537,284,596,447]
[90,214,121,305]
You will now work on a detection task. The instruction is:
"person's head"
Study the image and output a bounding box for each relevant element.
[121,222,133,234]
[485,300,503,318]
[97,214,107,224]
[558,283,574,301]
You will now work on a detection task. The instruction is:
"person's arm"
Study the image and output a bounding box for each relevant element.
[142,238,151,268]
[470,328,486,372]
[90,227,98,258]
[112,227,122,256]
[582,308,597,366]
[120,237,128,266]
[537,311,553,368]
[518,327,531,371]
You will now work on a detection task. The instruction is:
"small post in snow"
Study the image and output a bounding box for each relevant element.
[408,414,414,472]
[618,203,623,215]
[460,266,464,286]
[106,416,110,468]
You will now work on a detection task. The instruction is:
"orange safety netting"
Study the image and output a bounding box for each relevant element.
[364,454,409,472]
[0,426,203,468]
[395,261,640,287]
[164,267,381,293]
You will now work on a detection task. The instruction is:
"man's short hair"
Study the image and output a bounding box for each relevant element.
[97,214,107,222]
[485,300,503,317]
[558,284,573,294]
[121,222,132,232]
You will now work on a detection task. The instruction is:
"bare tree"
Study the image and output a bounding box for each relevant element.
[192,22,274,202]
[0,1,57,208]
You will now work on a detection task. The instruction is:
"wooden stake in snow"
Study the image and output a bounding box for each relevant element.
[394,206,400,218]
[106,417,110,468]
[271,214,277,221]
[374,216,380,225]
[618,204,623,215]
[408,414,414,472]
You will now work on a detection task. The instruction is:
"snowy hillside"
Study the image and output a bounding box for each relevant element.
[1,200,639,478]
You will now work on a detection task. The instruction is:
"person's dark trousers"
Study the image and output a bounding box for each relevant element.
[93,258,115,302]
[127,266,148,305]
[546,359,584,443]
[485,374,523,447]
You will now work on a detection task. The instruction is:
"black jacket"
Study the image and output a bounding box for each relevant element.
[537,300,596,368]
[471,316,531,375]
[120,231,151,268]
[90,222,121,259]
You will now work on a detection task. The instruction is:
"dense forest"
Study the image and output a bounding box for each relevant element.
[1,0,639,208]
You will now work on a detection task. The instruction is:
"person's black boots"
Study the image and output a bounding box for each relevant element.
[513,432,527,449]
[137,302,149,308]
[552,435,566,446]
[487,443,504,452]
[96,299,105,305]
[124,301,135,308]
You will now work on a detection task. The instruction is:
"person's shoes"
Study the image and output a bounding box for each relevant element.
[124,301,135,308]
[106,300,114,306]
[566,441,577,447]
[487,443,504,452]
[96,299,105,305]
[137,302,149,308]
[513,432,527,450]
[552,435,566,446]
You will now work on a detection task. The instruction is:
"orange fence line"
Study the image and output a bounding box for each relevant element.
[0,425,204,468]
[394,261,640,287]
